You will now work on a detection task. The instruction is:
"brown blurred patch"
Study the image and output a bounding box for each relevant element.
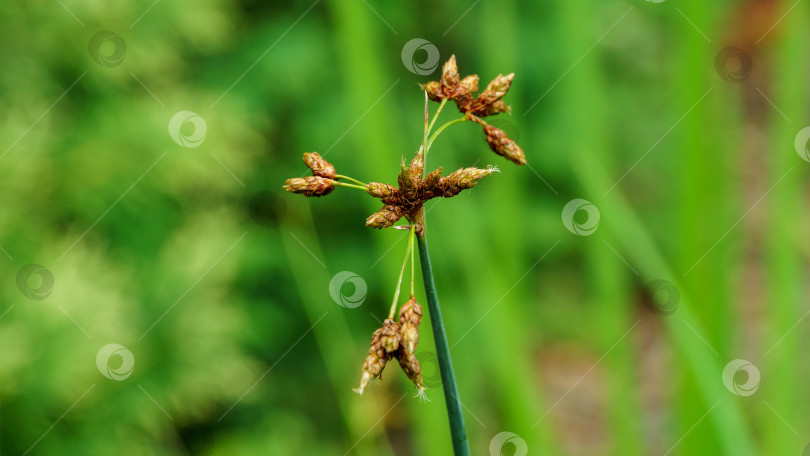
[535,342,610,456]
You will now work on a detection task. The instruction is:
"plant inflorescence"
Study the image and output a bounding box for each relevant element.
[283,55,524,404]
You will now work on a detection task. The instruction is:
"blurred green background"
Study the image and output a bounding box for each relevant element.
[1,0,809,454]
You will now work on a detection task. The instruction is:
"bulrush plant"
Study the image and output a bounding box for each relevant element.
[284,55,525,456]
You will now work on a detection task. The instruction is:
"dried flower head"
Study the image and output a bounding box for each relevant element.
[469,115,526,166]
[422,80,443,102]
[286,51,527,425]
[396,350,428,401]
[353,326,390,395]
[439,166,501,197]
[398,295,422,355]
[282,176,335,197]
[418,55,525,168]
[440,55,460,95]
[366,182,399,199]
[302,152,336,179]
[366,205,404,229]
[379,318,401,353]
[474,73,514,109]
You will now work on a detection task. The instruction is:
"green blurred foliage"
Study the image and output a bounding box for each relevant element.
[1,0,808,455]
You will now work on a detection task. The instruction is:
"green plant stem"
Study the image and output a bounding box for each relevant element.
[416,234,470,456]
[427,117,467,152]
[388,227,415,319]
[336,174,367,186]
[410,231,415,296]
[333,181,367,191]
[427,98,449,137]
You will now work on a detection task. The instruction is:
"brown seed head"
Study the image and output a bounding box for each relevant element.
[353,327,391,395]
[396,349,427,397]
[457,74,479,97]
[421,81,444,102]
[302,152,336,179]
[439,166,499,197]
[469,115,527,165]
[366,205,404,229]
[379,318,401,353]
[366,182,398,199]
[398,164,417,193]
[398,296,422,355]
[477,99,511,117]
[440,55,460,94]
[476,73,514,107]
[409,152,425,179]
[423,167,443,189]
[282,176,336,197]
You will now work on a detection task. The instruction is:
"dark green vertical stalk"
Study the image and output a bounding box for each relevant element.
[416,234,470,456]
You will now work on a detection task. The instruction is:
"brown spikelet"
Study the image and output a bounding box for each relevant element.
[409,152,425,179]
[282,176,336,197]
[398,295,422,355]
[422,81,444,102]
[477,99,511,117]
[396,350,428,400]
[366,205,404,229]
[439,166,500,197]
[302,152,336,179]
[379,318,401,353]
[440,55,460,95]
[366,182,399,199]
[353,326,390,395]
[457,75,479,97]
[475,73,514,107]
[469,115,526,166]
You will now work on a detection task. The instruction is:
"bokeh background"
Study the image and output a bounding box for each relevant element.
[1,0,809,454]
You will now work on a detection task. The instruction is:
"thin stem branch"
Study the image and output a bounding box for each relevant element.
[422,98,450,171]
[422,91,430,157]
[428,98,449,136]
[416,234,470,456]
[336,174,367,186]
[410,229,415,296]
[332,181,367,191]
[388,226,416,319]
[427,117,468,152]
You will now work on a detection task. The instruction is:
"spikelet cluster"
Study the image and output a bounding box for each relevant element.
[283,56,524,234]
[354,296,428,400]
[283,152,338,197]
[364,163,500,230]
[422,55,526,166]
